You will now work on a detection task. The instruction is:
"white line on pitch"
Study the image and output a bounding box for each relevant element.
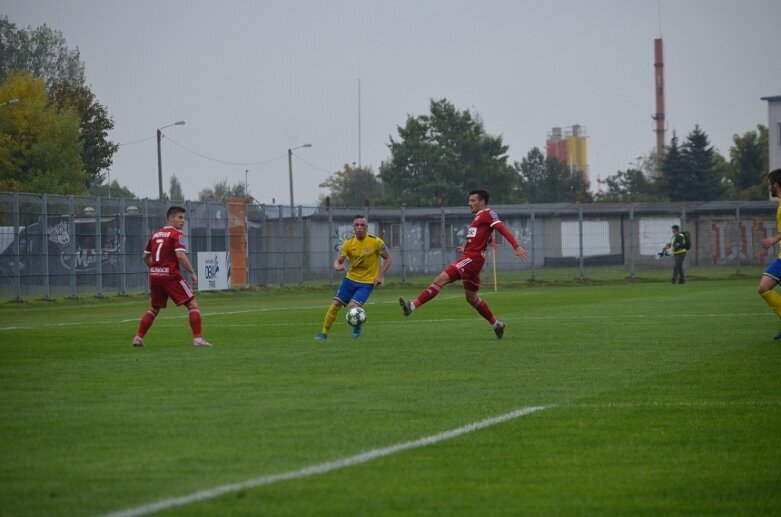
[0,308,767,332]
[102,405,548,517]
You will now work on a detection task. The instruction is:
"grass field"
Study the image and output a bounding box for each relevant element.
[1,277,780,516]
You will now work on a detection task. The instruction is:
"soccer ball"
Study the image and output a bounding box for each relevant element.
[346,307,367,327]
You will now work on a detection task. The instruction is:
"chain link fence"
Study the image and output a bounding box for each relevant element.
[0,192,775,300]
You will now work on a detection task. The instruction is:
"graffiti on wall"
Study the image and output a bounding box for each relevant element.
[710,218,775,265]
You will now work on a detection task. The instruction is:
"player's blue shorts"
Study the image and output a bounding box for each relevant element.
[334,277,374,306]
[763,258,781,283]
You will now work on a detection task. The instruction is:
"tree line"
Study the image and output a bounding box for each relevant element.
[321,99,769,207]
[0,16,769,206]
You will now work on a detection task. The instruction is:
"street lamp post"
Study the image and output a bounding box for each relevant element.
[156,121,185,200]
[287,143,312,210]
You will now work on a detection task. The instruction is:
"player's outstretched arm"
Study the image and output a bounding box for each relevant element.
[494,222,528,260]
[514,246,529,260]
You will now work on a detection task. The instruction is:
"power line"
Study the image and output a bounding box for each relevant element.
[292,153,335,175]
[163,134,287,166]
[118,135,155,146]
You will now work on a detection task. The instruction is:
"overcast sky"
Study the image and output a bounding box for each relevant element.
[4,0,781,205]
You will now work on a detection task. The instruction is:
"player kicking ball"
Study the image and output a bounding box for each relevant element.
[399,189,528,338]
[314,214,392,340]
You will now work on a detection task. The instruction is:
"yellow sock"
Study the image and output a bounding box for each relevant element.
[322,303,341,334]
[760,290,781,318]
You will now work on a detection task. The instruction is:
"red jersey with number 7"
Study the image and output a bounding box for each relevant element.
[144,225,187,280]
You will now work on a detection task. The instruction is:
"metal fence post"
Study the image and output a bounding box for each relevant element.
[95,196,103,298]
[41,194,50,300]
[400,204,407,282]
[142,198,150,294]
[183,200,192,281]
[260,204,268,286]
[206,201,212,252]
[578,205,585,278]
[681,205,688,270]
[327,206,334,284]
[530,206,536,282]
[735,202,742,276]
[68,196,76,299]
[222,202,229,253]
[119,197,127,296]
[299,204,305,285]
[629,202,636,278]
[12,192,21,301]
[440,206,446,271]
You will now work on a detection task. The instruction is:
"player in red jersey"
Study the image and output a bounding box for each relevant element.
[399,189,529,338]
[132,206,211,347]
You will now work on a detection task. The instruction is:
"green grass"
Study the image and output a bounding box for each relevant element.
[0,279,779,515]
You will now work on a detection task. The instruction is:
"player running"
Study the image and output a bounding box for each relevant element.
[132,205,211,347]
[758,168,781,339]
[399,188,528,338]
[314,214,392,340]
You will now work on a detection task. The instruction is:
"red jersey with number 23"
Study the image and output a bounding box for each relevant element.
[144,225,187,280]
[463,208,519,260]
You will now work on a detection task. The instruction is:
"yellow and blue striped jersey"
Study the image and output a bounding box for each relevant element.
[341,235,388,284]
[776,201,781,259]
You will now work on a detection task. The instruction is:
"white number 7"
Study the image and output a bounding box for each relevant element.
[154,239,164,262]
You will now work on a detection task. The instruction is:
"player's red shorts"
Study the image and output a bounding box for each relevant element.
[444,255,485,292]
[149,276,195,308]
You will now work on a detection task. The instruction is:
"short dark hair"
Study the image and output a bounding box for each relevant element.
[769,169,781,185]
[469,189,490,204]
[167,206,186,219]
[353,214,366,221]
[672,225,680,231]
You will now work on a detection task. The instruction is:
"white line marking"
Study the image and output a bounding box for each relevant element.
[1,307,767,332]
[103,405,548,517]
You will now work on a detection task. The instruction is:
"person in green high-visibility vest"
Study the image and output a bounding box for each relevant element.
[663,224,687,284]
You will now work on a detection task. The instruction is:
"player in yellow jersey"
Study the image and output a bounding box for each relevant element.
[758,168,781,339]
[314,214,392,340]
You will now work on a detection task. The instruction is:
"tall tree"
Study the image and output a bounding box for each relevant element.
[169,174,184,202]
[727,125,768,200]
[319,164,382,207]
[379,99,517,206]
[681,125,725,201]
[0,16,86,89]
[658,133,688,201]
[595,167,661,202]
[515,147,592,203]
[88,179,137,199]
[658,127,727,201]
[0,71,86,193]
[197,178,247,202]
[49,82,118,187]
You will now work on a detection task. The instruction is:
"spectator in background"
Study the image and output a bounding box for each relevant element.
[663,224,687,284]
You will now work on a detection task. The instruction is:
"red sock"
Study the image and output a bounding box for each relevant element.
[189,308,203,338]
[413,283,442,308]
[471,298,497,325]
[137,310,157,337]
